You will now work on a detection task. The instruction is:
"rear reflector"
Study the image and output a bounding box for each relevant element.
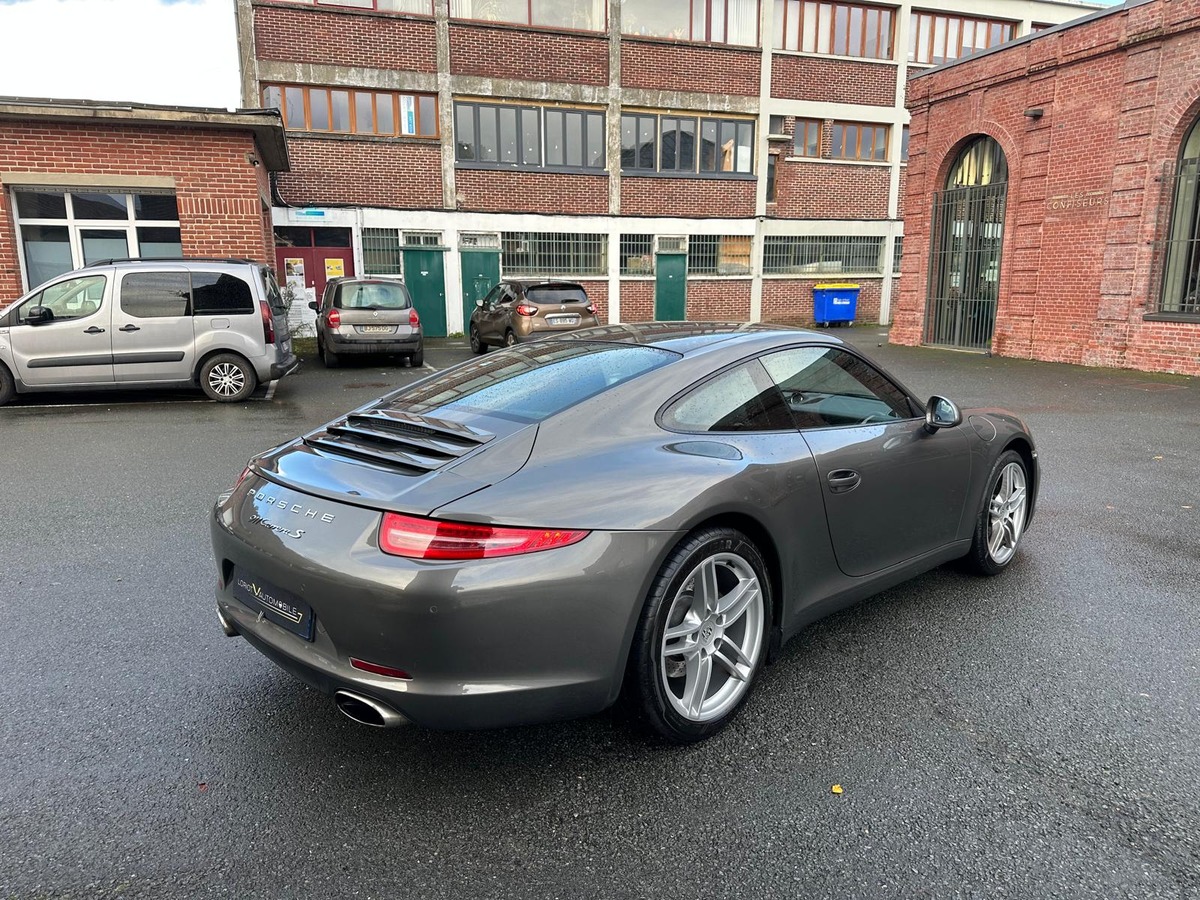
[379,512,589,560]
[350,658,412,680]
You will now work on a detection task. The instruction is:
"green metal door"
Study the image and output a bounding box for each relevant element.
[654,253,687,320]
[402,246,447,337]
[460,250,501,330]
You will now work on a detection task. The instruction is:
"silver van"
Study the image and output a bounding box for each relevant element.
[0,258,298,404]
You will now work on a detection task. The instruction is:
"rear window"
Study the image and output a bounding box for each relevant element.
[526,285,587,304]
[193,272,254,315]
[394,342,678,423]
[335,281,411,310]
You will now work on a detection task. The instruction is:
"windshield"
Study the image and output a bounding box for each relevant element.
[335,281,411,310]
[389,342,679,423]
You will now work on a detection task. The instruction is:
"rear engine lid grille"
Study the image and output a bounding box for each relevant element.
[304,410,492,474]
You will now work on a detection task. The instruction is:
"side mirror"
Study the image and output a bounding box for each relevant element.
[24,305,53,325]
[475,298,484,308]
[924,395,963,433]
[307,301,318,311]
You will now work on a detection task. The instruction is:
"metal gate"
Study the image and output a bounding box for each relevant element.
[925,182,1008,350]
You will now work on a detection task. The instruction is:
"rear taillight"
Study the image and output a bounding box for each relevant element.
[327,308,341,329]
[409,307,420,328]
[585,304,596,315]
[232,466,252,492]
[515,303,538,317]
[260,300,275,344]
[379,512,589,560]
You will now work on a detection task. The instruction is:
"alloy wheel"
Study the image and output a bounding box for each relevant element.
[659,553,764,722]
[987,461,1027,565]
[208,362,246,398]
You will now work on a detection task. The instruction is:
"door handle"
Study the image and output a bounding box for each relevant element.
[119,324,141,332]
[84,326,106,334]
[827,469,861,494]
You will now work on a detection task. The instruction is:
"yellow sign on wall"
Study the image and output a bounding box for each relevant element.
[325,258,345,278]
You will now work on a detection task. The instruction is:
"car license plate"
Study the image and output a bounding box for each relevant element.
[230,567,314,641]
[546,315,580,326]
[358,325,396,334]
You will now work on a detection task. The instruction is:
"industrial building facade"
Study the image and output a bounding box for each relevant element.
[892,0,1200,375]
[236,0,1091,336]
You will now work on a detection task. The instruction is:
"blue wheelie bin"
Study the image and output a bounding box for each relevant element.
[813,283,860,327]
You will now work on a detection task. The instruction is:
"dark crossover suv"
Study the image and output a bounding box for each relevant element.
[211,323,1038,743]
[469,280,599,352]
[311,277,424,368]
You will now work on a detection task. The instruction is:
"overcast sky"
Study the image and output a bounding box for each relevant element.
[0,0,242,109]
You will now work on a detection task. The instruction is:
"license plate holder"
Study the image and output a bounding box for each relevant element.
[358,325,396,334]
[546,314,580,326]
[231,568,314,641]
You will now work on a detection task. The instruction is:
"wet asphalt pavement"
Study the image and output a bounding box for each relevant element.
[0,330,1196,899]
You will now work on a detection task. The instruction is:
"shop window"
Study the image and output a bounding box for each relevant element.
[622,0,759,46]
[621,113,755,175]
[773,1,894,60]
[456,102,603,170]
[450,0,605,31]
[263,84,438,137]
[909,11,1016,65]
[830,121,889,161]
[1159,117,1200,316]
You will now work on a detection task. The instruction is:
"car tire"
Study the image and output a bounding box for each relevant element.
[0,363,15,406]
[410,346,424,368]
[504,330,517,348]
[962,449,1030,576]
[629,527,771,744]
[469,326,488,355]
[200,353,258,402]
[322,341,340,368]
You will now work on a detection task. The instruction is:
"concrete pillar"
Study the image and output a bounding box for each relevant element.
[436,0,457,211]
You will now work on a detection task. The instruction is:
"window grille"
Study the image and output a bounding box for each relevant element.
[893,236,903,275]
[501,232,607,277]
[363,228,403,275]
[689,235,752,275]
[621,235,655,274]
[403,231,442,247]
[763,236,884,275]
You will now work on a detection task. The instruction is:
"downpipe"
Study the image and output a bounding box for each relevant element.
[334,690,408,728]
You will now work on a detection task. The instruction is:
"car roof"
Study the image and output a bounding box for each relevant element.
[508,279,584,289]
[85,257,262,269]
[548,321,835,354]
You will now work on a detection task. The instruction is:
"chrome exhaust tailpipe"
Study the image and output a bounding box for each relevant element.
[217,607,239,637]
[334,690,408,728]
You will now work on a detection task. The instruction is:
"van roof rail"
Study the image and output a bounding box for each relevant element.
[84,257,261,268]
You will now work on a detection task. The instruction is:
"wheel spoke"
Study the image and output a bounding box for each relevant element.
[664,612,702,643]
[664,639,699,659]
[681,653,713,717]
[696,560,720,615]
[713,639,752,682]
[716,577,760,624]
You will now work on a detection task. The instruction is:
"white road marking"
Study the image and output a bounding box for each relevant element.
[265,379,278,400]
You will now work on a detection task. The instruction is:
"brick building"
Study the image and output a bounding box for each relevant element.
[893,0,1200,375]
[0,98,287,302]
[236,0,1092,336]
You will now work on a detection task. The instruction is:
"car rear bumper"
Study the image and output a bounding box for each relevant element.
[326,332,422,354]
[209,482,678,731]
[270,353,300,380]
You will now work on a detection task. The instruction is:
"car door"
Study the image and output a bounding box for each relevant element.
[7,272,115,386]
[111,268,196,382]
[760,345,972,577]
[478,284,504,342]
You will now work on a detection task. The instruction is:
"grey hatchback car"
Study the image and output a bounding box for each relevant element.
[211,323,1039,743]
[311,277,423,368]
[468,279,599,352]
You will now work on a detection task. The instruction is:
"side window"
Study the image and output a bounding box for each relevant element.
[18,275,107,323]
[192,273,254,315]
[663,361,794,433]
[120,272,190,319]
[760,347,913,429]
[483,285,503,308]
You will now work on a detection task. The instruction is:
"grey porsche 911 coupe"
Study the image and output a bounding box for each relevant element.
[210,323,1037,743]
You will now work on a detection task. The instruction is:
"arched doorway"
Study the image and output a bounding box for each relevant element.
[925,136,1009,349]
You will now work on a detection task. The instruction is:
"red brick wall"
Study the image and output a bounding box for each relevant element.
[278,138,442,208]
[455,169,608,214]
[895,0,1200,375]
[620,280,655,322]
[686,279,752,320]
[762,278,882,325]
[771,55,897,106]
[253,2,437,72]
[621,176,756,217]
[0,122,272,304]
[449,23,608,84]
[773,160,890,218]
[621,38,760,95]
